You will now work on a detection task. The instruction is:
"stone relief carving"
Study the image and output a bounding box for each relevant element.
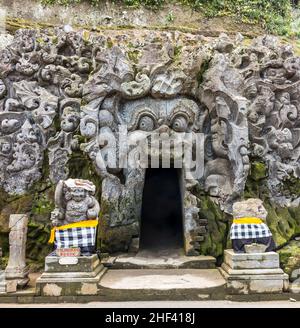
[1,28,300,253]
[51,178,100,227]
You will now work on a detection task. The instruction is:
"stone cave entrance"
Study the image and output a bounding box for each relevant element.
[140,168,184,252]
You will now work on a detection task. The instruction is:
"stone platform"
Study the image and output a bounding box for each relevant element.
[99,268,226,300]
[103,249,216,269]
[36,254,106,297]
[220,250,289,294]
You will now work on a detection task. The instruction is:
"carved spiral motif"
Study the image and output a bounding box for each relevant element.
[172,115,188,132]
[138,116,155,131]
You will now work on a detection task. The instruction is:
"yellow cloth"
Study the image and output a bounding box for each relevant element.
[233,217,263,224]
[48,220,98,244]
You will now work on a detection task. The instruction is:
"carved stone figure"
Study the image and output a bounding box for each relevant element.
[230,199,276,253]
[1,28,300,257]
[5,214,29,292]
[50,178,100,255]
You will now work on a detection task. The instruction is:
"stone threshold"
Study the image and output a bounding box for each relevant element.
[103,249,216,269]
[1,292,300,304]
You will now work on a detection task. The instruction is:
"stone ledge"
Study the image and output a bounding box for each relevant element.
[221,263,287,278]
[45,254,101,273]
[1,291,300,303]
[224,250,279,270]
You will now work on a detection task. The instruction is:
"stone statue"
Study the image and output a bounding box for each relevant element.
[5,214,29,292]
[50,178,100,255]
[2,27,300,257]
[230,198,276,253]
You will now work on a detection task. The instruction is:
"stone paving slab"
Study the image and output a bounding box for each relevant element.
[98,268,226,301]
[106,249,216,269]
[100,268,224,290]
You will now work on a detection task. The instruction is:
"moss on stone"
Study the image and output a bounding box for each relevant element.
[250,161,267,181]
[197,194,229,262]
[244,160,300,247]
[196,59,211,86]
[127,49,141,64]
[278,240,300,276]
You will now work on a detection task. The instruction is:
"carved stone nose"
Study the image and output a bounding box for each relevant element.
[158,125,169,134]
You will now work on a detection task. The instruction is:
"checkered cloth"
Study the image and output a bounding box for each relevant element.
[230,223,272,240]
[55,226,97,249]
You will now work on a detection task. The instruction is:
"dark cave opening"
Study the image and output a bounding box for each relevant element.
[140,168,184,251]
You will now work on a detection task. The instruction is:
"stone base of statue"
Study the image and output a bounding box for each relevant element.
[0,271,6,293]
[5,266,30,292]
[289,268,300,293]
[219,249,288,294]
[289,279,300,293]
[36,253,106,297]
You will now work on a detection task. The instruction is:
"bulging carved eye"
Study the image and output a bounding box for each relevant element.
[172,116,188,132]
[138,116,154,131]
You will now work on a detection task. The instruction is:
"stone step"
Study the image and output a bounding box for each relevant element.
[102,249,216,269]
[99,268,226,301]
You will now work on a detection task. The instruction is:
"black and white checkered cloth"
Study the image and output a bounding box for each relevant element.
[55,226,97,249]
[230,223,272,240]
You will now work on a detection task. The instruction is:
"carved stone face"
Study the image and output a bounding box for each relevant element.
[119,97,200,132]
[264,67,287,84]
[67,187,87,202]
[279,92,291,105]
[118,97,201,164]
[61,107,80,132]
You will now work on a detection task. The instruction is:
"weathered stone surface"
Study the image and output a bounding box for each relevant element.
[100,268,226,290]
[108,249,216,269]
[220,249,288,294]
[289,278,300,293]
[5,214,29,290]
[45,254,101,273]
[244,244,268,253]
[51,179,100,227]
[36,254,106,296]
[50,178,100,255]
[233,198,267,220]
[1,27,300,260]
[224,249,279,270]
[278,240,300,277]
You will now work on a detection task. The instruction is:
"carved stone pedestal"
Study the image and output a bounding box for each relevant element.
[36,254,106,297]
[220,249,288,294]
[5,214,29,292]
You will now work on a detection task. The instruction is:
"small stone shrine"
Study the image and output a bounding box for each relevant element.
[220,199,288,294]
[36,178,105,296]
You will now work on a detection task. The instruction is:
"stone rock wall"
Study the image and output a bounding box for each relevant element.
[0,27,300,273]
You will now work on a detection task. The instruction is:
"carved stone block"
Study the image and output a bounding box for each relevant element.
[220,249,288,294]
[36,254,106,296]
